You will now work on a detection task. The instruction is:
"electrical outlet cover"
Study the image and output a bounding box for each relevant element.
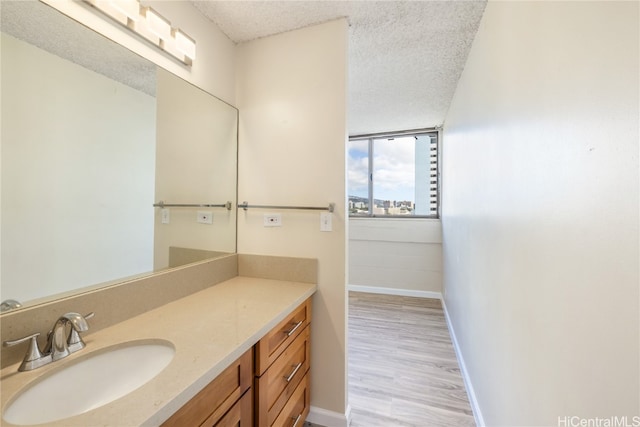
[197,211,213,224]
[264,214,282,227]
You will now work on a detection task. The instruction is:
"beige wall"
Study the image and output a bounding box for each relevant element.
[40,0,236,105]
[349,218,442,296]
[236,19,349,424]
[1,33,155,304]
[442,2,639,425]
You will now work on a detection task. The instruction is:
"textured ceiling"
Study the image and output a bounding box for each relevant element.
[1,1,487,135]
[0,1,156,96]
[192,0,487,135]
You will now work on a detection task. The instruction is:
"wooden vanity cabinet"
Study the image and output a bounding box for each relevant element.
[161,298,312,427]
[254,299,312,427]
[162,348,253,427]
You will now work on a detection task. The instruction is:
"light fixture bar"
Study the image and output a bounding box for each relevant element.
[144,7,171,40]
[83,0,196,66]
[109,0,139,22]
[174,29,196,60]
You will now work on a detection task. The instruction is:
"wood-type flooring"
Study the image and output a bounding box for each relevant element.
[348,292,476,427]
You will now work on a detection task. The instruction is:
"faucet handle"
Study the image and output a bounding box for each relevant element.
[3,332,51,371]
[3,332,41,351]
[67,312,95,353]
[0,299,22,312]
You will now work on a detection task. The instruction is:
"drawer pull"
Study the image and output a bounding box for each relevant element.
[284,362,303,382]
[285,320,303,337]
[291,414,302,427]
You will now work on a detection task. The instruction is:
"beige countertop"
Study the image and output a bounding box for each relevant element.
[0,276,316,427]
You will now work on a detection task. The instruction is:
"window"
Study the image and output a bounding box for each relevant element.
[348,130,439,218]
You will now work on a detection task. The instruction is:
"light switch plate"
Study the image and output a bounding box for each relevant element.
[161,208,170,224]
[320,212,332,232]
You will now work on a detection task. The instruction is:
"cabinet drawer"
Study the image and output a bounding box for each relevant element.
[207,389,252,427]
[255,325,310,427]
[256,299,311,375]
[271,373,310,427]
[162,348,253,427]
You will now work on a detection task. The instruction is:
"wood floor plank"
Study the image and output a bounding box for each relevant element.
[349,292,476,427]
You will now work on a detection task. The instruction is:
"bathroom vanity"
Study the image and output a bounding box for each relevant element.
[0,266,316,427]
[162,298,312,427]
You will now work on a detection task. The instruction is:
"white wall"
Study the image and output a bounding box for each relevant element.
[236,19,349,425]
[349,219,441,296]
[442,2,639,425]
[41,0,236,105]
[1,33,156,303]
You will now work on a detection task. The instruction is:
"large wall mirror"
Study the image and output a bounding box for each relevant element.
[0,1,238,312]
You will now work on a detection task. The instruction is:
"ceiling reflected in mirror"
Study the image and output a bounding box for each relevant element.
[1,0,156,96]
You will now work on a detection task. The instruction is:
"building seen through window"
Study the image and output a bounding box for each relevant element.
[348,130,438,217]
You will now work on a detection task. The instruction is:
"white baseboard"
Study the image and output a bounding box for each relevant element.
[441,299,485,427]
[307,405,351,427]
[347,284,442,300]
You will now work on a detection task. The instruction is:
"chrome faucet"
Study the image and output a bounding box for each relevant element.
[3,312,94,371]
[43,313,90,361]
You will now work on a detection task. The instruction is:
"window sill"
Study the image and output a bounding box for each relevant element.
[349,215,440,220]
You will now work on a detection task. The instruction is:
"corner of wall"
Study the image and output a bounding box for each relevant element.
[234,18,349,417]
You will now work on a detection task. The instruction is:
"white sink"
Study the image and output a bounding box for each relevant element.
[3,340,175,425]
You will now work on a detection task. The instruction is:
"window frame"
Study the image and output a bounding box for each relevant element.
[348,128,440,219]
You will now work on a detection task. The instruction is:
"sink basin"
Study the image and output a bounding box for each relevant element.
[3,340,175,425]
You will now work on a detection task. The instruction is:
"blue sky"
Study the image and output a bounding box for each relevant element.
[348,137,416,202]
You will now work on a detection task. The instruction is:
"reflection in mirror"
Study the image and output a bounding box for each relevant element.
[0,1,238,312]
[154,69,238,269]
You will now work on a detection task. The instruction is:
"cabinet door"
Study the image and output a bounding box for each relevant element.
[210,389,252,427]
[271,373,310,427]
[255,325,310,427]
[255,299,311,375]
[162,349,253,427]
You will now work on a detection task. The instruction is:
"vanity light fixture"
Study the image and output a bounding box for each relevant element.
[83,0,196,66]
[88,0,132,25]
[143,7,171,40]
[174,29,196,60]
[108,0,140,22]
